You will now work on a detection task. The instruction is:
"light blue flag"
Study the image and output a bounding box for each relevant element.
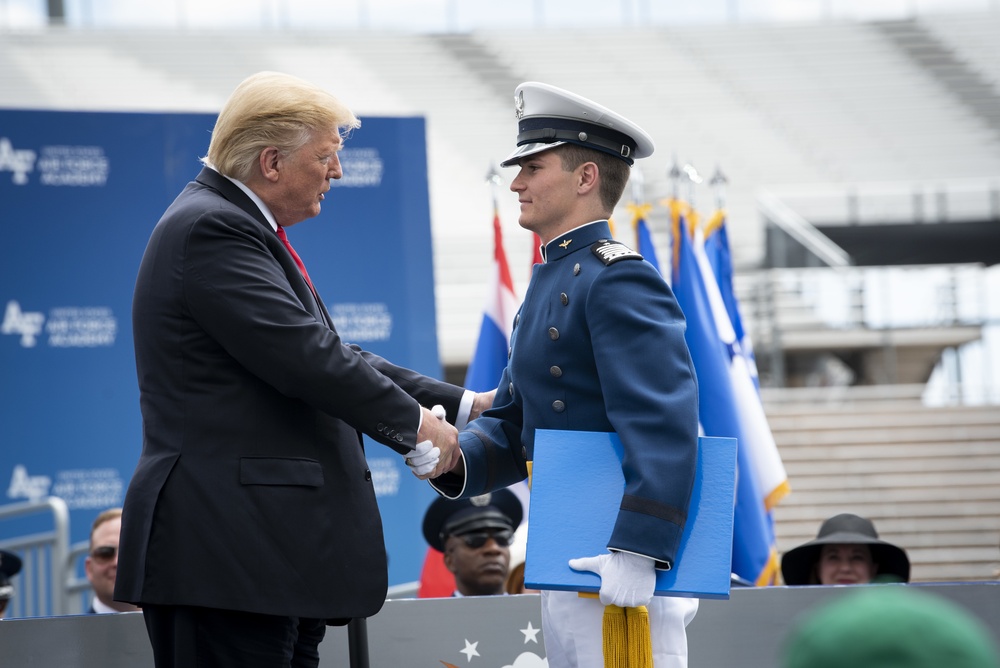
[671,211,777,585]
[703,213,789,514]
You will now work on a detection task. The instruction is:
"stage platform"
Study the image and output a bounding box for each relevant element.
[2,583,997,666]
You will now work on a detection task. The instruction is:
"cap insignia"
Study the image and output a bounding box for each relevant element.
[470,493,493,507]
[515,90,525,120]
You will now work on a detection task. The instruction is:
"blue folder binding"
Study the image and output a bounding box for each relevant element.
[524,431,737,600]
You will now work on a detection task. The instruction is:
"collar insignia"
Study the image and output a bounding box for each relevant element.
[559,238,572,249]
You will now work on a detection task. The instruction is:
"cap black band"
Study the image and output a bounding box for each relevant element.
[516,117,637,164]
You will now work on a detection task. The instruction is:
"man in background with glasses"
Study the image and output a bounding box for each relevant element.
[421,490,523,597]
[84,508,138,614]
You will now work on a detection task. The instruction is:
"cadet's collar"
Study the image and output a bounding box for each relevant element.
[544,221,611,263]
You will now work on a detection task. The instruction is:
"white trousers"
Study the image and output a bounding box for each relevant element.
[540,590,699,668]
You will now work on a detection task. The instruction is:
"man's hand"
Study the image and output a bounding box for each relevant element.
[469,389,496,421]
[413,404,459,479]
[568,551,656,608]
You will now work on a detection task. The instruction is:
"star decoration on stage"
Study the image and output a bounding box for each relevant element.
[460,639,480,662]
[438,618,547,666]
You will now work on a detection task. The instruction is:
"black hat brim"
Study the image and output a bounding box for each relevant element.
[780,534,910,585]
[421,489,523,553]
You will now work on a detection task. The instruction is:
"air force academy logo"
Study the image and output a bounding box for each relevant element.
[0,137,37,185]
[1,301,45,347]
[2,300,118,348]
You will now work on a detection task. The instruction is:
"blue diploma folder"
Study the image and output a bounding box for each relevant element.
[524,431,737,600]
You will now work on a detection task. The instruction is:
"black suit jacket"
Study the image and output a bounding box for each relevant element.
[116,168,463,622]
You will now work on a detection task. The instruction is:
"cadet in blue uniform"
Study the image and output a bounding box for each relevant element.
[431,82,700,668]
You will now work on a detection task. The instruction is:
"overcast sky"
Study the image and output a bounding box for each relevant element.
[1,0,996,31]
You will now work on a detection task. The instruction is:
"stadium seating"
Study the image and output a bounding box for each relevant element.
[2,15,999,366]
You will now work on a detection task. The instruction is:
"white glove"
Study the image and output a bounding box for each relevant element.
[568,551,656,608]
[402,405,448,477]
[403,439,439,476]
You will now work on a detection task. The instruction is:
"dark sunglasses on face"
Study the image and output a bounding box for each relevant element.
[90,545,117,562]
[456,529,514,549]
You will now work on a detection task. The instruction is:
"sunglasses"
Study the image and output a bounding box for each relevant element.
[455,529,514,549]
[90,545,118,562]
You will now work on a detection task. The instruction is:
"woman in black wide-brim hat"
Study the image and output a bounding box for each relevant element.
[781,513,910,586]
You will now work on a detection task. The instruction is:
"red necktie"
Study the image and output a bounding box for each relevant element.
[275,226,314,291]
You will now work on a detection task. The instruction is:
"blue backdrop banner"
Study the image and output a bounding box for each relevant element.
[0,110,444,600]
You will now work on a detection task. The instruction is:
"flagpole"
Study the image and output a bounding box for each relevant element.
[630,165,645,205]
[486,163,502,212]
[668,155,681,200]
[710,165,728,210]
[682,163,703,213]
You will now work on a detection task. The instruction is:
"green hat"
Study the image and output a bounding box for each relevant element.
[783,587,1000,668]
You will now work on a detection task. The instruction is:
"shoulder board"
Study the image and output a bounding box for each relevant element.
[591,239,643,265]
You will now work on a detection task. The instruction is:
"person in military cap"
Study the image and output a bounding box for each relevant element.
[430,82,700,668]
[0,549,23,619]
[422,489,522,597]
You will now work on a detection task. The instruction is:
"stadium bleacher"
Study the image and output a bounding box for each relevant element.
[3,15,999,366]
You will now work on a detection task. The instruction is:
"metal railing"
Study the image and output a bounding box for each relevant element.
[0,497,71,617]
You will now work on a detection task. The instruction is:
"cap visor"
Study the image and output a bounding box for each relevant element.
[500,141,565,167]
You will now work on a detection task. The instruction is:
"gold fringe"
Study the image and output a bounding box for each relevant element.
[602,605,653,668]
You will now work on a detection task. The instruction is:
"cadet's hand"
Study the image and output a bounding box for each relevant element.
[414,404,459,479]
[469,389,496,421]
[402,439,439,477]
[568,551,656,608]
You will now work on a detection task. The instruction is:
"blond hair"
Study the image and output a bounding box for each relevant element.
[203,71,361,182]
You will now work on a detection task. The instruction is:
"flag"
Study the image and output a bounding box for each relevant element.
[703,210,760,393]
[464,208,518,392]
[667,201,780,586]
[703,209,789,511]
[531,233,543,270]
[628,203,660,275]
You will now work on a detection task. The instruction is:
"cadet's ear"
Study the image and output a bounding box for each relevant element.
[577,161,599,194]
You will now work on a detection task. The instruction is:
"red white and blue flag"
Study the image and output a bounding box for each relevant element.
[464,208,519,393]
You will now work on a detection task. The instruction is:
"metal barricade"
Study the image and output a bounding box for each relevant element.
[0,496,71,617]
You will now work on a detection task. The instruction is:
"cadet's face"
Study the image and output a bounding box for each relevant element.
[817,543,877,585]
[269,129,343,228]
[444,530,511,596]
[509,150,580,243]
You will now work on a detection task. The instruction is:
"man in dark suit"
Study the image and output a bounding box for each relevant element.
[116,71,489,667]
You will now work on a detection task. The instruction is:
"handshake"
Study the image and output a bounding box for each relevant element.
[403,405,453,479]
[402,390,493,480]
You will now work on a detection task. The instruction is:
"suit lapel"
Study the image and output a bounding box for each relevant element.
[195,168,334,328]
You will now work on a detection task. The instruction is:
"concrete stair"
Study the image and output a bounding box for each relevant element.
[764,391,1000,583]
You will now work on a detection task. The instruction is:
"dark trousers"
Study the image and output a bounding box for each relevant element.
[142,604,326,668]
